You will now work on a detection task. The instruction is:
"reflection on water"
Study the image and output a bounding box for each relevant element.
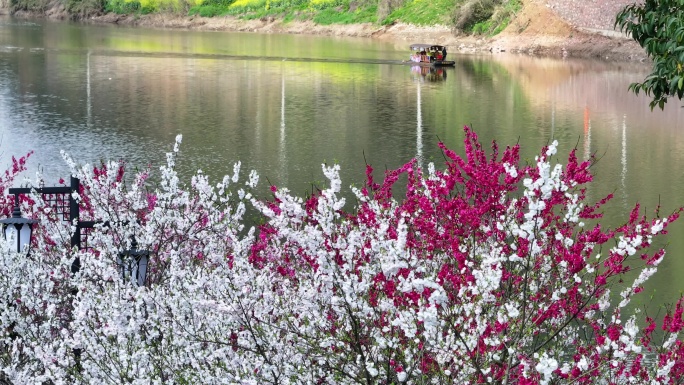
[487,55,684,313]
[279,70,287,187]
[1,16,684,311]
[410,65,448,82]
[621,114,627,209]
[416,82,423,168]
[583,105,591,160]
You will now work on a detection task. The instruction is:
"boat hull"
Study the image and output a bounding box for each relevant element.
[403,60,455,67]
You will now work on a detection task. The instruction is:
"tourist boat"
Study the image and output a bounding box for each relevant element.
[406,44,455,67]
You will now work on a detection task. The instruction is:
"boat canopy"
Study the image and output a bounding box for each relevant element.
[410,43,447,51]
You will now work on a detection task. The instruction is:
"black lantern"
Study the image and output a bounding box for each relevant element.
[117,238,149,287]
[0,203,37,254]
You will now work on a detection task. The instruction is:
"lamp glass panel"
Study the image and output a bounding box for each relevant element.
[4,225,17,252]
[118,254,148,287]
[19,224,31,252]
[136,255,148,287]
[116,255,130,282]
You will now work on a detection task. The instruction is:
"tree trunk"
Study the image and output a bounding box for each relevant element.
[377,0,405,23]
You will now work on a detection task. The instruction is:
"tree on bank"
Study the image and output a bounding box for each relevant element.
[616,0,684,109]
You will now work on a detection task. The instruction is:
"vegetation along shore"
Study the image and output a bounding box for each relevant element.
[1,0,650,62]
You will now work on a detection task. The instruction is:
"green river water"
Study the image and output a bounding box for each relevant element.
[1,16,684,313]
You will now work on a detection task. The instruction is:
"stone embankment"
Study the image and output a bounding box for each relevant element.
[546,0,635,32]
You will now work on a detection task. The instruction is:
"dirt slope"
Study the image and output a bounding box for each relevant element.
[490,0,647,61]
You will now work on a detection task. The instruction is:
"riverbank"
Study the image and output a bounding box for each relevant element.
[94,6,649,62]
[3,0,649,62]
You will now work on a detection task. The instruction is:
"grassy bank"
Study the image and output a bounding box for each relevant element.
[4,0,522,37]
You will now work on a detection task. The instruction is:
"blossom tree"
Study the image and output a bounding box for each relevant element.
[0,127,683,384]
[246,127,684,384]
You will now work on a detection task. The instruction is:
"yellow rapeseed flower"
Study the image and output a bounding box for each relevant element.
[310,0,335,6]
[230,0,264,8]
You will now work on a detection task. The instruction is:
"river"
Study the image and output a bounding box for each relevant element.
[1,16,683,311]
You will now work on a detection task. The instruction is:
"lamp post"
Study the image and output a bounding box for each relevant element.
[118,238,150,287]
[4,176,149,285]
[0,197,38,253]
[2,176,151,374]
[7,177,92,273]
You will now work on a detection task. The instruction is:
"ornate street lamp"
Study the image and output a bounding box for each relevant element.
[117,238,149,287]
[4,177,151,286]
[0,200,37,254]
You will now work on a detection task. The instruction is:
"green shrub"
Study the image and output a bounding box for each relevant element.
[201,0,234,7]
[309,0,342,11]
[471,20,490,34]
[452,0,496,32]
[226,0,265,13]
[457,0,521,36]
[268,0,308,7]
[105,0,141,13]
[190,4,221,15]
[376,0,402,23]
[489,0,520,35]
[312,4,375,24]
[223,0,312,17]
[383,0,453,26]
[156,0,187,14]
[67,0,105,17]
[104,0,158,14]
[188,0,233,16]
[9,0,50,12]
[282,10,309,22]
[490,16,509,35]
